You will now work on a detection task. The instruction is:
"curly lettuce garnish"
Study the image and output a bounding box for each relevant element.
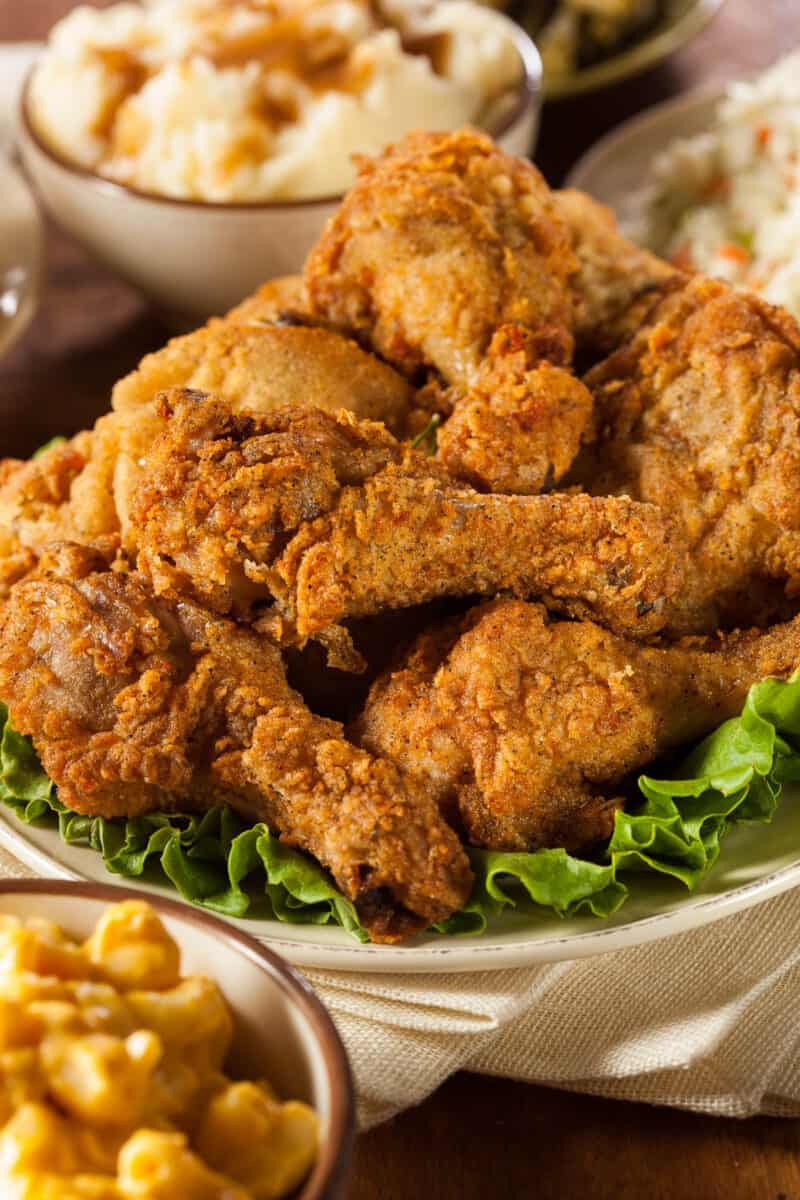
[1,675,799,942]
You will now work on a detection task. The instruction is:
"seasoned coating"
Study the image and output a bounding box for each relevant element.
[129,389,684,641]
[271,471,685,640]
[0,413,146,600]
[357,598,800,852]
[0,422,119,559]
[556,188,682,357]
[0,545,472,942]
[0,298,414,590]
[305,128,579,388]
[111,314,414,436]
[575,275,800,633]
[0,404,170,594]
[436,325,594,493]
[131,389,406,617]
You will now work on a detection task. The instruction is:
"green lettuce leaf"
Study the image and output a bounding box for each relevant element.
[31,436,68,459]
[2,675,799,942]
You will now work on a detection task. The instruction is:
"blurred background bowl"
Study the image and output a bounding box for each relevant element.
[0,157,43,359]
[0,879,355,1200]
[17,13,541,328]
[538,0,726,100]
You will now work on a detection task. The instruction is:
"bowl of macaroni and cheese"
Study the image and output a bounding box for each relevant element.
[0,882,354,1200]
[17,0,541,323]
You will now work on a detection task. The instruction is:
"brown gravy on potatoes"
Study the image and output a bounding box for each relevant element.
[85,0,450,141]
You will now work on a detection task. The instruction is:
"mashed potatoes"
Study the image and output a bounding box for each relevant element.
[29,0,522,201]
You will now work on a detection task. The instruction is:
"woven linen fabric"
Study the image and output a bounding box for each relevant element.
[5,846,798,1131]
[304,889,800,1128]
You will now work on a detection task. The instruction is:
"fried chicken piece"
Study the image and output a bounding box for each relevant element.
[0,544,471,942]
[555,188,682,358]
[305,129,579,389]
[436,325,594,493]
[0,416,132,599]
[304,130,599,494]
[574,275,800,634]
[131,389,405,621]
[130,389,685,644]
[271,473,684,642]
[357,598,800,853]
[0,426,118,553]
[111,314,414,436]
[0,281,415,590]
[0,402,172,598]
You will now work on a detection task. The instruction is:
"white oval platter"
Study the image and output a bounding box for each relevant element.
[2,786,800,973]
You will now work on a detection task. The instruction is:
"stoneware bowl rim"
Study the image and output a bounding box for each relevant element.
[18,12,541,213]
[0,877,355,1200]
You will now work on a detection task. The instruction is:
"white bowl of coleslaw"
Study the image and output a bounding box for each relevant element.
[568,52,800,323]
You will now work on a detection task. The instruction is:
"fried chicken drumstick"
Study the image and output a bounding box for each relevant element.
[129,389,685,645]
[357,598,800,854]
[0,545,471,942]
[575,276,800,634]
[303,130,684,496]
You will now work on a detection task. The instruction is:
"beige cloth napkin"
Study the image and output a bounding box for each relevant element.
[305,888,800,1128]
[6,842,799,1129]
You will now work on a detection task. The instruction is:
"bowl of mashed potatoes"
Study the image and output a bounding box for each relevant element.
[0,882,354,1199]
[18,0,540,323]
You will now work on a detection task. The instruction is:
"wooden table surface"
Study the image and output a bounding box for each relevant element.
[2,1,800,1196]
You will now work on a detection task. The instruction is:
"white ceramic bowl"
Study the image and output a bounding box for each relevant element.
[0,879,354,1200]
[17,15,541,326]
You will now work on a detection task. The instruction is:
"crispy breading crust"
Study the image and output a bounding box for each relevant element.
[112,313,414,435]
[270,473,686,640]
[357,598,800,852]
[436,325,594,493]
[130,389,404,617]
[305,128,579,388]
[0,545,472,942]
[577,275,800,633]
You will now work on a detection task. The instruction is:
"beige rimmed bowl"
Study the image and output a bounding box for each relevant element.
[0,879,354,1200]
[17,13,541,326]
[540,0,726,100]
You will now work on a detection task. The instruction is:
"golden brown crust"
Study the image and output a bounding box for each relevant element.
[357,598,800,852]
[0,547,472,941]
[305,129,579,388]
[436,325,594,493]
[0,423,120,559]
[577,275,800,633]
[111,316,414,436]
[125,388,685,642]
[270,470,686,640]
[130,388,405,616]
